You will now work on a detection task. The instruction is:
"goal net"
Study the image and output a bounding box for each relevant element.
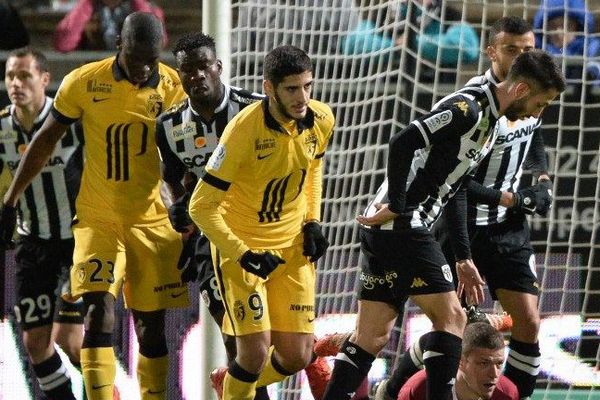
[230,0,600,398]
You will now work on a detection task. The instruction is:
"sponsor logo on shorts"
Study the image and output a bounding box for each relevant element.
[77,267,86,283]
[234,300,245,321]
[92,384,111,390]
[289,304,314,312]
[359,271,398,290]
[410,277,428,288]
[170,291,187,299]
[201,289,211,307]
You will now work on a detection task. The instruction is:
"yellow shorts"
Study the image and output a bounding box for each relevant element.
[70,217,189,311]
[213,243,316,336]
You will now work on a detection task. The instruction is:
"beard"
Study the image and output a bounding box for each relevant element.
[504,96,528,121]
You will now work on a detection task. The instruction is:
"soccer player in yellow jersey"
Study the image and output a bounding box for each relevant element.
[0,12,187,400]
[189,45,335,400]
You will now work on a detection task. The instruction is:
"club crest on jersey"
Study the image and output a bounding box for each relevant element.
[424,110,453,133]
[146,94,164,117]
[234,300,245,321]
[304,132,318,157]
[207,144,226,170]
[0,129,17,142]
[170,121,197,141]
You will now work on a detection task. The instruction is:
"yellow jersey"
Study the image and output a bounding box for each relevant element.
[190,99,334,259]
[53,56,186,224]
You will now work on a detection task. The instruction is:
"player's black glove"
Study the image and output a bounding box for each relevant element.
[168,193,193,233]
[178,231,201,283]
[0,204,16,250]
[302,221,329,262]
[239,250,285,279]
[512,181,553,217]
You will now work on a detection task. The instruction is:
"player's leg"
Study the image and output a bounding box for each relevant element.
[14,237,76,399]
[71,219,124,400]
[125,223,189,399]
[407,228,466,400]
[472,222,540,399]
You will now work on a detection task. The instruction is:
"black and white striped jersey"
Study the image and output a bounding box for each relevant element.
[0,97,83,240]
[156,84,264,185]
[363,82,500,230]
[465,70,546,226]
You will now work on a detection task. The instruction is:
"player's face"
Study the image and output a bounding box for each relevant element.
[176,46,222,105]
[119,40,160,86]
[505,86,559,121]
[5,55,49,109]
[265,71,313,121]
[487,31,535,81]
[460,347,505,399]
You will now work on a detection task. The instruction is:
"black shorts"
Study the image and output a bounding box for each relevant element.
[470,217,539,299]
[14,236,84,330]
[196,235,225,324]
[357,226,455,310]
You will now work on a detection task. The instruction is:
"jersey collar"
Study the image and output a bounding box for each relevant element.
[10,95,53,133]
[481,82,501,119]
[262,98,315,134]
[111,55,160,88]
[485,68,501,86]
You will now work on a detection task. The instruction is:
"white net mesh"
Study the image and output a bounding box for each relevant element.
[229,0,600,398]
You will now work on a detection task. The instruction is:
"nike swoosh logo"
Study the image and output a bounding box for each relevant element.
[257,153,273,160]
[248,262,261,270]
[92,384,111,390]
[148,389,165,394]
[92,97,109,102]
[171,290,187,298]
[308,317,315,322]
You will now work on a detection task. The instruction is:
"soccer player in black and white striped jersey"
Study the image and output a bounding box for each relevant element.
[157,34,336,400]
[0,48,84,400]
[375,18,558,400]
[322,50,565,400]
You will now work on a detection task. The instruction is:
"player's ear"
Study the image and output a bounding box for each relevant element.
[513,81,530,100]
[486,44,496,62]
[216,59,223,75]
[263,79,274,97]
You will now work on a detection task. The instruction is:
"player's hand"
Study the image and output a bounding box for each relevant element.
[303,221,329,262]
[240,250,285,279]
[0,204,16,250]
[177,231,201,283]
[456,259,485,305]
[356,203,398,226]
[168,193,194,233]
[512,182,552,217]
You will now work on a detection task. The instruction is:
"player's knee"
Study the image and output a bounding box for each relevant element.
[354,328,390,355]
[512,311,540,340]
[133,310,167,357]
[431,303,467,336]
[277,345,313,373]
[55,336,81,363]
[23,329,53,358]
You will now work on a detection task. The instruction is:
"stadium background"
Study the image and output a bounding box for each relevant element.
[1,0,600,399]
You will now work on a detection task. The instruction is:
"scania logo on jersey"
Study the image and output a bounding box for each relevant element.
[495,125,535,145]
[423,110,453,133]
[170,121,197,141]
[0,129,17,142]
[86,79,112,93]
[183,152,213,168]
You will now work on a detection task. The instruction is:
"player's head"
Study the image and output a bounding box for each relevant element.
[173,32,223,106]
[117,12,163,86]
[263,45,313,121]
[503,49,565,121]
[5,47,50,109]
[458,322,505,400]
[487,16,535,81]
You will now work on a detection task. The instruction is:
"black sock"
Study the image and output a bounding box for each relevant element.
[255,385,270,400]
[504,338,540,398]
[32,350,76,400]
[387,334,427,397]
[322,339,375,400]
[422,331,462,400]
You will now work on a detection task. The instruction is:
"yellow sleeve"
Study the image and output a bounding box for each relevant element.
[53,69,84,120]
[188,179,249,261]
[304,157,323,222]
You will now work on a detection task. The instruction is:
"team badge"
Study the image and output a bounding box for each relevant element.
[77,266,86,283]
[441,264,453,282]
[234,300,245,321]
[146,94,164,117]
[207,144,226,170]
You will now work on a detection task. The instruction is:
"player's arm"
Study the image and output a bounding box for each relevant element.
[4,113,67,207]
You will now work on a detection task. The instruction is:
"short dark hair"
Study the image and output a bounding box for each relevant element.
[6,47,48,73]
[506,49,566,93]
[263,45,312,86]
[462,322,505,356]
[121,12,163,47]
[172,32,216,57]
[488,16,533,46]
